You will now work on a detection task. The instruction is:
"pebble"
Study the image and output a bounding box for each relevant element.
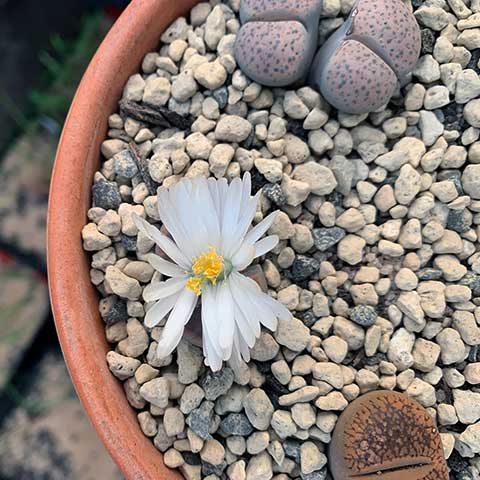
[201,439,225,465]
[412,338,441,373]
[215,115,252,142]
[82,223,111,251]
[243,389,274,431]
[245,452,272,480]
[186,401,215,440]
[139,378,170,408]
[177,340,203,384]
[271,410,297,438]
[106,351,140,380]
[105,266,142,300]
[201,368,235,401]
[314,392,348,411]
[171,70,198,102]
[194,61,227,90]
[312,363,343,389]
[349,305,377,327]
[164,407,185,437]
[388,328,415,371]
[462,164,480,198]
[275,316,310,352]
[453,389,480,424]
[436,328,466,365]
[300,442,327,475]
[337,235,366,265]
[293,163,337,195]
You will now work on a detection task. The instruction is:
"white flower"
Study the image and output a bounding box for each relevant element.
[133,173,292,371]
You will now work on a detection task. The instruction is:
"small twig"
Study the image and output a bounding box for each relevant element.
[128,142,159,195]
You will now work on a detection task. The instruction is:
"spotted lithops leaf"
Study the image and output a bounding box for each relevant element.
[240,0,323,24]
[313,39,397,114]
[330,391,449,480]
[350,0,421,80]
[235,21,316,87]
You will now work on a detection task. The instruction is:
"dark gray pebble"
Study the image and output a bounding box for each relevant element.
[112,149,138,178]
[201,367,235,401]
[284,439,301,461]
[417,268,443,281]
[301,469,328,480]
[313,227,346,252]
[220,413,253,436]
[99,296,128,325]
[263,183,286,206]
[349,305,378,327]
[121,234,137,252]
[92,180,121,210]
[213,87,228,109]
[460,273,480,297]
[186,401,215,440]
[291,255,320,282]
[202,461,227,476]
[447,209,471,233]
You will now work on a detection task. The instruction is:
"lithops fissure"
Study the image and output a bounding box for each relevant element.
[235,0,323,87]
[310,0,421,114]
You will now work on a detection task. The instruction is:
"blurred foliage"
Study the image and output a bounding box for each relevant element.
[28,11,104,123]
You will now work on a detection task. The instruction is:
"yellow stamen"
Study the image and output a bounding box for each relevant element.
[186,277,203,296]
[192,248,224,284]
[186,248,225,296]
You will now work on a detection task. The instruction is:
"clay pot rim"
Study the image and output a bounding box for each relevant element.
[47,1,199,478]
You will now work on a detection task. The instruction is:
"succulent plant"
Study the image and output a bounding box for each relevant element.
[234,0,421,114]
[235,0,323,87]
[310,0,421,114]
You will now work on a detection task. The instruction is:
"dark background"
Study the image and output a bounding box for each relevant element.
[0,2,129,478]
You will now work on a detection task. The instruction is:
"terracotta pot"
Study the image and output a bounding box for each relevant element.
[47,1,200,478]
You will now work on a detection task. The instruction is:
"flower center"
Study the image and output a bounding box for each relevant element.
[186,248,226,296]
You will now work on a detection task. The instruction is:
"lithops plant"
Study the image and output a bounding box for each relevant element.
[330,391,449,480]
[235,0,323,87]
[310,0,421,114]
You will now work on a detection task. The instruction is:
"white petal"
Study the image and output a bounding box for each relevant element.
[254,235,279,258]
[234,272,279,331]
[228,193,261,255]
[218,282,235,359]
[243,211,279,246]
[231,244,255,271]
[132,214,190,269]
[146,253,187,277]
[143,277,186,302]
[203,330,223,371]
[239,172,251,216]
[157,187,192,257]
[228,334,243,372]
[144,293,179,328]
[222,178,243,255]
[201,285,225,363]
[232,300,257,348]
[238,271,292,322]
[260,292,294,321]
[229,272,261,338]
[157,288,198,357]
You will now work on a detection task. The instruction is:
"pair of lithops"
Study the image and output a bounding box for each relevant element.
[235,0,421,114]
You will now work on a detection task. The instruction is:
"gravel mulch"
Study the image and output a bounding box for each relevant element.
[82,1,480,478]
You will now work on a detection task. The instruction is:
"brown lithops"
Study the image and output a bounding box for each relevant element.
[235,0,323,87]
[329,391,449,480]
[310,0,421,114]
